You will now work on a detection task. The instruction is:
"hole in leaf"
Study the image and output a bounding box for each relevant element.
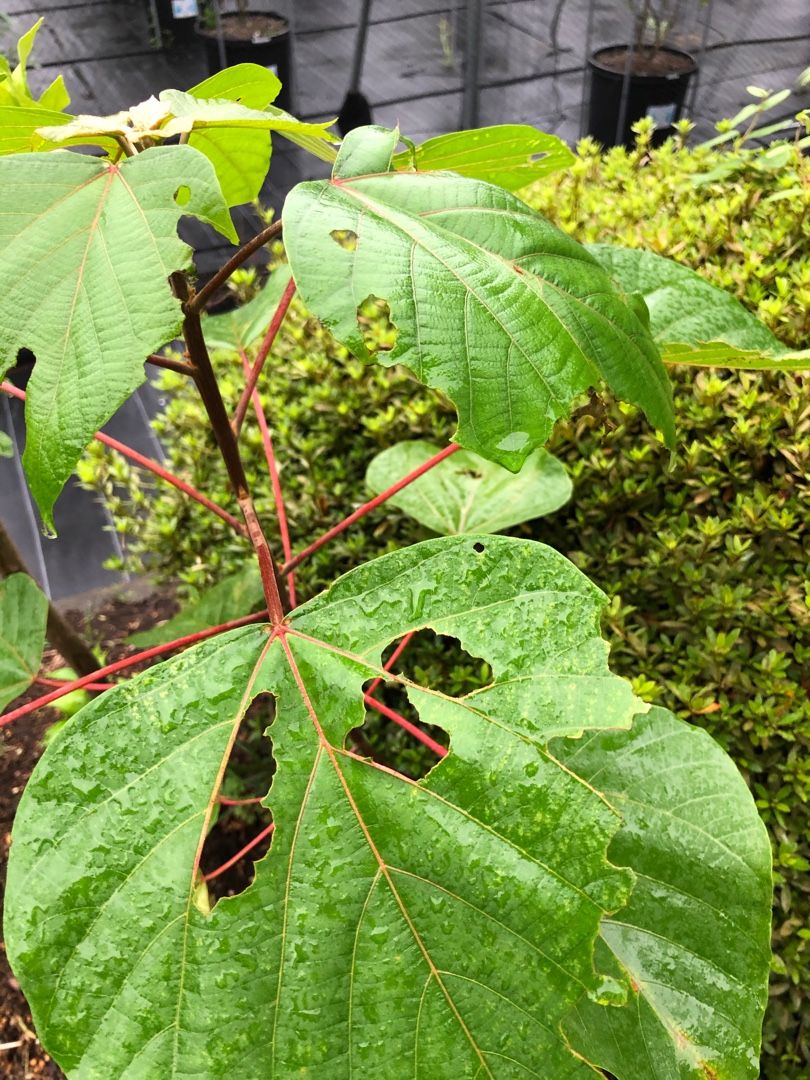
[529,151,549,162]
[357,294,398,354]
[330,228,358,251]
[174,184,191,206]
[349,632,492,779]
[472,541,485,553]
[199,692,276,904]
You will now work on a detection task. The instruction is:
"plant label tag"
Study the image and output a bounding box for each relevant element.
[646,102,677,128]
[171,0,199,16]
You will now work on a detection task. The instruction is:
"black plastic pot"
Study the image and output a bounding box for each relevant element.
[197,11,291,112]
[587,45,697,149]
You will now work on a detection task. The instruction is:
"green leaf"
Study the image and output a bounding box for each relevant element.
[0,146,236,530]
[128,564,265,648]
[590,243,809,370]
[557,707,772,1079]
[188,64,337,166]
[7,536,648,1076]
[184,64,280,207]
[393,125,576,190]
[0,18,71,152]
[283,125,674,472]
[0,572,48,710]
[366,440,572,534]
[202,264,293,351]
[0,430,12,457]
[159,89,337,206]
[0,104,72,154]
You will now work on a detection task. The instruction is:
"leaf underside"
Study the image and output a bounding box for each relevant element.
[392,124,576,190]
[0,146,234,529]
[283,126,675,474]
[5,537,770,1078]
[589,243,808,370]
[0,573,48,710]
[365,440,572,535]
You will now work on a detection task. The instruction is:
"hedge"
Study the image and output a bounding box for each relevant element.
[82,122,809,1076]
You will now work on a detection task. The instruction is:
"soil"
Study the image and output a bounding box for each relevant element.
[197,12,287,44]
[0,588,272,1079]
[593,45,696,77]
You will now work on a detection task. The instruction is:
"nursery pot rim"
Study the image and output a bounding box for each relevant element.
[588,43,698,81]
[196,9,289,45]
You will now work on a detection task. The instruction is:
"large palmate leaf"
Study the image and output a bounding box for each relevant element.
[202,264,293,351]
[7,536,646,1077]
[591,244,810,370]
[0,573,48,710]
[284,126,674,472]
[6,537,770,1076]
[128,563,265,647]
[366,440,572,534]
[557,707,772,1078]
[0,146,235,529]
[392,124,576,189]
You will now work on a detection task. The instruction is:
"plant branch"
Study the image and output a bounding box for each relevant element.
[281,443,462,575]
[187,220,283,314]
[0,520,100,681]
[0,609,269,727]
[171,273,286,623]
[363,693,447,758]
[146,352,196,377]
[202,820,275,882]
[0,381,246,538]
[240,350,297,608]
[232,276,297,436]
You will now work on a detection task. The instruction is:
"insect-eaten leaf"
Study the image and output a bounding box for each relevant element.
[5,536,770,1077]
[556,707,772,1079]
[590,243,810,370]
[0,573,48,710]
[284,124,675,473]
[0,146,236,530]
[392,124,576,190]
[366,440,572,534]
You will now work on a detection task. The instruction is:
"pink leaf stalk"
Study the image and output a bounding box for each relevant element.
[282,443,462,575]
[0,381,245,538]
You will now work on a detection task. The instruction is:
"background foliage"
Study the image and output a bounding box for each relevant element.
[83,124,809,1075]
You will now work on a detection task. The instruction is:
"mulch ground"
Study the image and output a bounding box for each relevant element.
[0,588,271,1079]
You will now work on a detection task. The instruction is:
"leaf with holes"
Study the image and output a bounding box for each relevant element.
[0,573,48,710]
[591,243,810,370]
[7,535,654,1077]
[0,146,235,530]
[393,124,576,189]
[366,440,572,535]
[283,125,674,472]
[202,265,293,352]
[556,707,772,1079]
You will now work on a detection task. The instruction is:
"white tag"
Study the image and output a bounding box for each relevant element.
[646,102,677,127]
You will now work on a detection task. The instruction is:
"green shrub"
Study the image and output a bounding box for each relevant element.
[83,129,809,1076]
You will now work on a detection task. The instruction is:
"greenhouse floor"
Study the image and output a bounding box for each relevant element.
[1,0,808,599]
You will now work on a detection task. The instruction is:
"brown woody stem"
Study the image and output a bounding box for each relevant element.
[171,272,286,624]
[187,220,283,314]
[146,352,196,377]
